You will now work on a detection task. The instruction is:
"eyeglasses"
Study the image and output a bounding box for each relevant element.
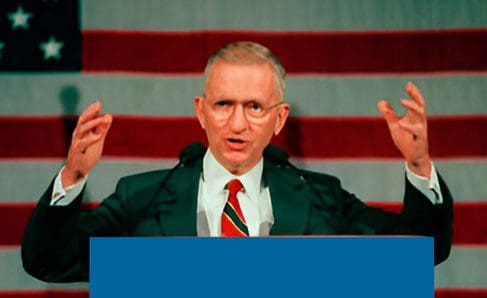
[205,99,286,122]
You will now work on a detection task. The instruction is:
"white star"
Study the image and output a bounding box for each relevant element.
[39,36,64,60]
[0,42,4,59]
[7,5,33,30]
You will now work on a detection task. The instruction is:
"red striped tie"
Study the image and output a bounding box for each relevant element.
[221,179,249,237]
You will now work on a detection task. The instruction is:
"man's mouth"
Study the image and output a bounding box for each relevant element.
[225,138,248,150]
[228,138,244,144]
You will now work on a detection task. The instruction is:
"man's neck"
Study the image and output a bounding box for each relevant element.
[202,149,264,200]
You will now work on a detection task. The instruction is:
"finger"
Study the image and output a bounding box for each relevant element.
[405,82,426,108]
[96,114,113,137]
[76,114,112,138]
[377,100,399,125]
[77,101,102,126]
[102,114,112,133]
[399,99,425,118]
[76,116,112,153]
[75,133,104,153]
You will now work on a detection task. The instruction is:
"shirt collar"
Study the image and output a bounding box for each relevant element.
[202,149,264,201]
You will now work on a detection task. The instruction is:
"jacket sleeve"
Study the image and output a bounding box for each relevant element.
[21,176,131,282]
[401,173,454,265]
[337,171,453,265]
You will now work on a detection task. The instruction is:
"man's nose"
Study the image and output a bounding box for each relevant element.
[228,104,249,132]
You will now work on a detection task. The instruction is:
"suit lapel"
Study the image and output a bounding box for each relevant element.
[154,160,202,236]
[151,146,315,236]
[265,162,312,235]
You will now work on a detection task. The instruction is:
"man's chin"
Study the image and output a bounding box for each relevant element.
[221,152,253,174]
[224,154,248,167]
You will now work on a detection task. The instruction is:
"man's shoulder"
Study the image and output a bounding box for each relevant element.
[117,169,172,193]
[122,169,171,181]
[263,145,342,190]
[265,158,342,194]
[299,168,340,184]
[296,168,342,192]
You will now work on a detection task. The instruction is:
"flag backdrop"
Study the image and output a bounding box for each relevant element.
[1,0,486,297]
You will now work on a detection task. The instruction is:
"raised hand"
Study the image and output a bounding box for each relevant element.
[377,82,432,178]
[61,101,112,188]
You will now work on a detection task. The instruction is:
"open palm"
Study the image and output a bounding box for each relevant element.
[377,82,431,178]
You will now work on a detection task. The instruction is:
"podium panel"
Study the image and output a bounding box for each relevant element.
[90,237,433,298]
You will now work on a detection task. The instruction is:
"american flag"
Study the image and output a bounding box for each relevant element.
[0,0,486,297]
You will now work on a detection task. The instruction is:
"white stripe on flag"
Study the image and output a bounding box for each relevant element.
[81,0,487,31]
[0,159,485,203]
[1,74,486,116]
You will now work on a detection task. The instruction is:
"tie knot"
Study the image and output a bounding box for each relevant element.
[227,179,243,196]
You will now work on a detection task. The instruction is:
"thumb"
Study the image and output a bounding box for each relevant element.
[100,114,113,138]
[377,100,398,125]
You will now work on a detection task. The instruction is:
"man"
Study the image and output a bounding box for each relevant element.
[22,41,453,282]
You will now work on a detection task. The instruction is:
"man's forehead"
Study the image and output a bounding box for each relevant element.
[205,61,275,86]
[207,60,274,75]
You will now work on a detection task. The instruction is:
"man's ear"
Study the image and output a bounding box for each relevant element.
[194,96,206,130]
[274,103,290,135]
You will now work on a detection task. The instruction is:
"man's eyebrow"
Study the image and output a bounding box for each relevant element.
[208,97,265,103]
[244,98,267,104]
[212,98,234,102]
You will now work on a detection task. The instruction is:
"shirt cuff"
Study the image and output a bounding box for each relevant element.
[405,161,443,204]
[51,166,87,206]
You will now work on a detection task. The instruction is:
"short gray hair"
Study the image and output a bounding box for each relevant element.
[203,41,286,100]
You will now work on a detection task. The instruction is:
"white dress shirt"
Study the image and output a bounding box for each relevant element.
[197,149,273,236]
[51,150,443,236]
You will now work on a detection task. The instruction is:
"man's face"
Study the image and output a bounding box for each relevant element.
[194,61,289,175]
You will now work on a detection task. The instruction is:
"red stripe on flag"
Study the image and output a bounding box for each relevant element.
[82,29,487,74]
[0,289,487,298]
[1,201,485,245]
[0,290,87,298]
[435,289,487,298]
[0,115,485,158]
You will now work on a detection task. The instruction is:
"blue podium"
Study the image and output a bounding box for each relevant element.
[90,237,433,298]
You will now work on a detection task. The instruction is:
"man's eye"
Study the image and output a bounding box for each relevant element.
[215,101,229,107]
[249,102,263,111]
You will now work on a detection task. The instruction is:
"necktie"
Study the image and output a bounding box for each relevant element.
[221,179,249,237]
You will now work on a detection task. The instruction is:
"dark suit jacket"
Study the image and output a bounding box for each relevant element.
[21,144,453,283]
